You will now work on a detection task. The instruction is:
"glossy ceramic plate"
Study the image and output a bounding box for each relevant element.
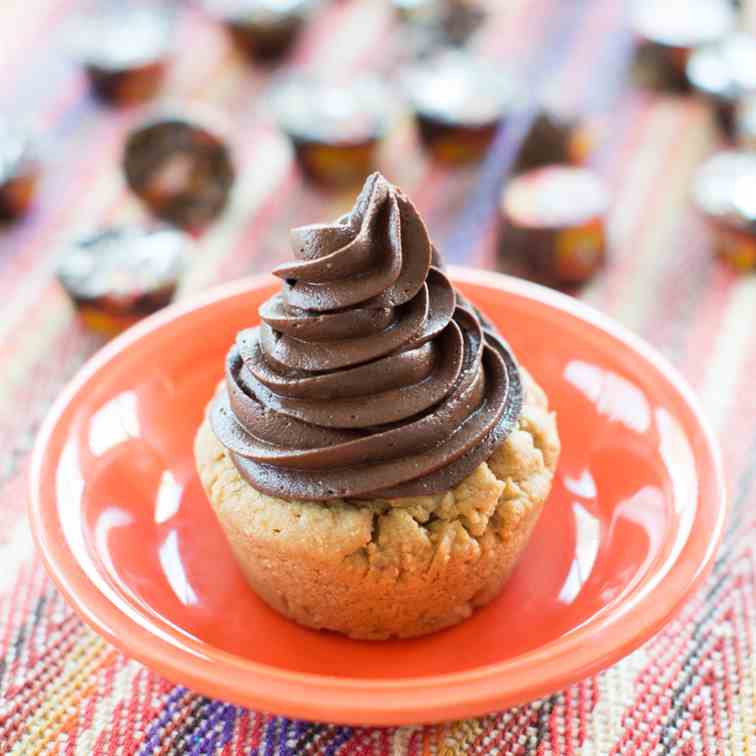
[30,268,726,726]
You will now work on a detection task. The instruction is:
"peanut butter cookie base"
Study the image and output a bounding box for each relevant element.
[194,369,560,639]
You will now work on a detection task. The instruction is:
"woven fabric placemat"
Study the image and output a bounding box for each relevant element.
[0,1,754,753]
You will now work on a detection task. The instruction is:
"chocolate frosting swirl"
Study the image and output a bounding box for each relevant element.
[211,173,522,500]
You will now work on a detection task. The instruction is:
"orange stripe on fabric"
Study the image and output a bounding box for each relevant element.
[11,634,110,755]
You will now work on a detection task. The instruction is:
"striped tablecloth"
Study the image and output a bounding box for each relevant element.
[1,1,754,753]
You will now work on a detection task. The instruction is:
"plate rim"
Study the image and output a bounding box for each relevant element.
[29,267,727,725]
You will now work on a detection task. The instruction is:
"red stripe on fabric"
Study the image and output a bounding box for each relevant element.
[248,711,265,750]
[562,689,574,755]
[617,580,742,754]
[103,693,125,755]
[231,708,249,755]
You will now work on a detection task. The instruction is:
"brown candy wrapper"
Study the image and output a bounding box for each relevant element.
[708,224,756,271]
[687,33,756,140]
[200,0,313,61]
[631,0,735,90]
[415,116,497,163]
[291,138,379,187]
[0,172,38,221]
[692,150,756,272]
[68,4,173,106]
[500,166,609,286]
[0,123,40,221]
[514,108,598,174]
[86,61,168,107]
[403,51,518,165]
[271,75,392,187]
[56,226,190,336]
[225,16,303,60]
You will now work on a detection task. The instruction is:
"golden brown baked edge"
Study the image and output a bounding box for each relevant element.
[194,369,560,640]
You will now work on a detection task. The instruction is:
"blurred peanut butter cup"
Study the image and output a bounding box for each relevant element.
[123,113,235,231]
[270,74,393,187]
[500,165,609,286]
[692,150,756,271]
[403,51,518,163]
[57,226,190,335]
[67,3,174,106]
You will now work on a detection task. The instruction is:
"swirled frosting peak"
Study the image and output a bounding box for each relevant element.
[211,172,522,500]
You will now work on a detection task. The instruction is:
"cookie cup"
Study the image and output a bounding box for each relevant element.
[194,369,559,639]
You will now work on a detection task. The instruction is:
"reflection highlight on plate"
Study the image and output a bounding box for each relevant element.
[155,470,182,524]
[556,362,699,609]
[159,529,199,606]
[88,390,140,456]
[558,502,600,604]
[563,468,597,499]
[56,439,133,635]
[564,360,651,433]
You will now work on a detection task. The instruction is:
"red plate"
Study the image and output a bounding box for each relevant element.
[29,268,726,725]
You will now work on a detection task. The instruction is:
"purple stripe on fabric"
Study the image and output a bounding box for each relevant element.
[138,686,188,755]
[263,716,282,756]
[187,700,235,755]
[206,704,239,754]
[323,726,354,756]
[582,27,635,115]
[286,719,306,756]
[274,718,293,756]
[444,1,591,264]
[222,705,238,749]
[583,14,636,169]
[443,108,539,265]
